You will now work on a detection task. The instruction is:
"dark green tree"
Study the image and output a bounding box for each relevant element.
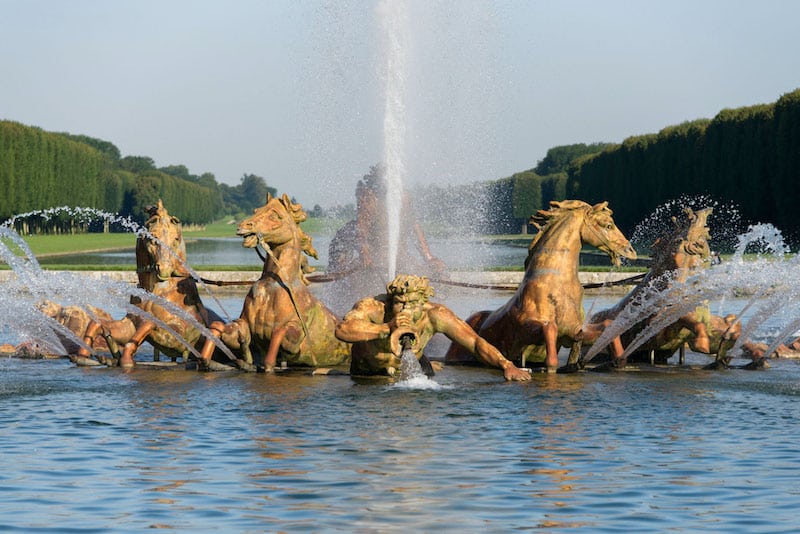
[119,155,156,173]
[535,143,613,175]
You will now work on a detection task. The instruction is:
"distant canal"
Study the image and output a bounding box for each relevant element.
[37,236,621,270]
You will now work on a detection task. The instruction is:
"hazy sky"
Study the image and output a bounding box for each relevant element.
[2,0,799,207]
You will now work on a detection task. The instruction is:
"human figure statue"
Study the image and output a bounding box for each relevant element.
[335,274,531,381]
[328,165,446,279]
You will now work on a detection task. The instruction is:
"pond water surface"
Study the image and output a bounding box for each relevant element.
[1,291,799,532]
[37,236,541,270]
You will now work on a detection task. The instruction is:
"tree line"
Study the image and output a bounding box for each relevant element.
[5,86,798,240]
[566,88,800,243]
[416,89,799,244]
[413,143,608,234]
[0,121,276,232]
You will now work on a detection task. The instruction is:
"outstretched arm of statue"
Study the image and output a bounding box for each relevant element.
[335,299,390,343]
[430,305,531,381]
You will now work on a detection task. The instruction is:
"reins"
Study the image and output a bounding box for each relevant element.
[185,267,647,291]
[254,234,310,342]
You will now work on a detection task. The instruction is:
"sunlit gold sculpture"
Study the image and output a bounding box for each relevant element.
[445,200,637,372]
[335,274,530,381]
[74,200,224,367]
[586,207,740,368]
[199,193,350,371]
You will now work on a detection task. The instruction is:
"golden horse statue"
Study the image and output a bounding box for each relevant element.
[586,207,740,367]
[446,200,637,372]
[74,200,225,367]
[200,193,350,371]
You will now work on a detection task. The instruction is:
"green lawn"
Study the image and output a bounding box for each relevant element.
[1,216,347,261]
[11,232,137,257]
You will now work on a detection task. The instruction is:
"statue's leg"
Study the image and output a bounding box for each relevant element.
[678,313,711,354]
[101,317,136,364]
[691,322,711,354]
[714,339,731,365]
[119,321,155,368]
[542,321,559,373]
[103,332,122,360]
[559,340,583,373]
[76,320,103,359]
[263,326,288,372]
[199,319,253,370]
[199,321,226,367]
[263,322,305,370]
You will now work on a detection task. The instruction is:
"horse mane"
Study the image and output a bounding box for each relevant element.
[525,200,598,268]
[270,193,319,261]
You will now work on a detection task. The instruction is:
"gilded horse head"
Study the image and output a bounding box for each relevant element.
[526,200,636,268]
[237,193,318,283]
[137,200,187,285]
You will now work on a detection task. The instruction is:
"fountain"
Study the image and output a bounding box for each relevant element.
[379,0,409,281]
[1,2,795,378]
[7,5,800,531]
[0,207,233,366]
[581,207,741,370]
[582,215,797,369]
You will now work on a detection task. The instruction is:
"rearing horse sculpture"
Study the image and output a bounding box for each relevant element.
[75,200,224,367]
[586,207,740,367]
[446,200,637,372]
[200,193,350,371]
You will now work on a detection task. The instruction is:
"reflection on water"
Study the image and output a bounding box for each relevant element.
[2,356,799,531]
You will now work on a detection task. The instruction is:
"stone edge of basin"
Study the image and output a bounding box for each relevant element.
[0,270,639,288]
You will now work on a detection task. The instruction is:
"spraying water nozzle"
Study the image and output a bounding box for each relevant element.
[390,327,417,356]
[400,332,416,350]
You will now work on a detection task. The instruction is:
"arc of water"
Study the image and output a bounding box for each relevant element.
[123,286,238,363]
[1,207,236,361]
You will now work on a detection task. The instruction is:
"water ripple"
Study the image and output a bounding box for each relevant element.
[2,358,800,531]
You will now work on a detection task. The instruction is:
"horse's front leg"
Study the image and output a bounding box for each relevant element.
[199,319,252,370]
[514,318,558,371]
[118,320,157,368]
[263,320,306,371]
[678,312,711,354]
[74,317,133,366]
[75,320,103,360]
[520,319,559,372]
[100,317,136,364]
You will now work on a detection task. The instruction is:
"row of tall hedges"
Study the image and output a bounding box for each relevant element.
[0,121,103,221]
[567,89,800,239]
[0,121,223,228]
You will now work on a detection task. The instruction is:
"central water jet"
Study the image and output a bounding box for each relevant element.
[378,0,409,280]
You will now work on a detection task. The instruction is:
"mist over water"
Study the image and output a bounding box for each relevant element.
[300,1,506,212]
[629,194,746,254]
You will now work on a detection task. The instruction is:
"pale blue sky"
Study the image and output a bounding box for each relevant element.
[2,0,798,206]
